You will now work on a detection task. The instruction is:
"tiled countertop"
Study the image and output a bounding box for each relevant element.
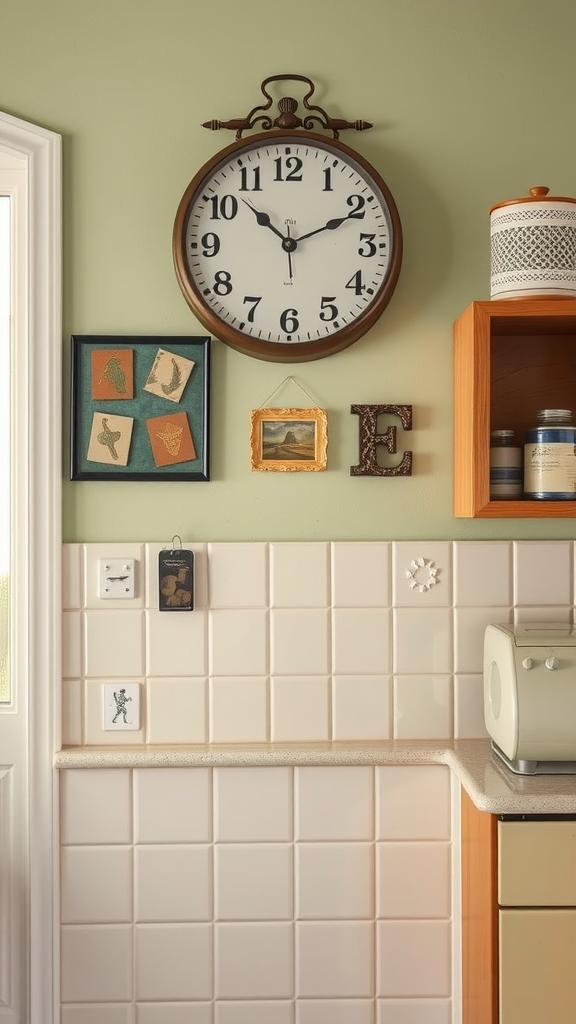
[54,738,576,815]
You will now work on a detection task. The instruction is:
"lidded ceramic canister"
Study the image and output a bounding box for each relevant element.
[490,185,576,299]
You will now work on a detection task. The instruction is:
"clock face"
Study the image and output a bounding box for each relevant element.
[173,131,402,361]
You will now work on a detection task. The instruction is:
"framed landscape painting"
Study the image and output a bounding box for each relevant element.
[250,407,327,472]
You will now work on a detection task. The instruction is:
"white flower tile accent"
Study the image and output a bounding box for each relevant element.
[392,542,452,607]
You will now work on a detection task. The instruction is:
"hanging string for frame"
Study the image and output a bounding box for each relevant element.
[158,535,194,611]
[257,375,324,409]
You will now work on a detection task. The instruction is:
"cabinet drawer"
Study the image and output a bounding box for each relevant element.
[500,908,576,1024]
[498,820,576,906]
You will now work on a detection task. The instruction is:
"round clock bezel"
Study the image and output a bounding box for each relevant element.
[173,129,402,362]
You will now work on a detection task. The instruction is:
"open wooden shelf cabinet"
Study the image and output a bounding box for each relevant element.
[454,298,576,518]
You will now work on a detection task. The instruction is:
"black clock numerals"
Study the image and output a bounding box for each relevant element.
[346,195,366,219]
[201,232,220,257]
[273,156,303,182]
[243,296,262,323]
[238,166,262,192]
[213,271,233,296]
[358,234,377,258]
[345,271,367,296]
[319,297,338,322]
[280,308,299,333]
[208,195,238,220]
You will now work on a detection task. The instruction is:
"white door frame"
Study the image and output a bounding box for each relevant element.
[0,110,62,1024]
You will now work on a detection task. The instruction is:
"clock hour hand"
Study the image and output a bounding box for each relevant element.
[295,214,354,243]
[242,198,287,242]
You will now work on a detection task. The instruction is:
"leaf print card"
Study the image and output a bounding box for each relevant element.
[146,411,196,467]
[143,348,195,403]
[91,348,134,400]
[86,412,134,466]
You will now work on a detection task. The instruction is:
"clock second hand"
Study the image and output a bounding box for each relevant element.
[285,223,294,280]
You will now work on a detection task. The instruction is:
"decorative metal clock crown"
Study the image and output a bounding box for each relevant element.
[201,73,373,141]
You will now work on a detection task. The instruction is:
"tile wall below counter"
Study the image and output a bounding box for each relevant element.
[61,540,576,745]
[59,762,454,1024]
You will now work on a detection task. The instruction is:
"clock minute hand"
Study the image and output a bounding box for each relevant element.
[242,199,287,242]
[295,215,353,243]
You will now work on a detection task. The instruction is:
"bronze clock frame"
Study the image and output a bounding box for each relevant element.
[172,76,403,363]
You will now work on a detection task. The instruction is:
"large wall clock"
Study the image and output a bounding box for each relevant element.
[173,74,403,363]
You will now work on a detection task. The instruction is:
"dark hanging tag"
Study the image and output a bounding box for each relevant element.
[158,548,194,611]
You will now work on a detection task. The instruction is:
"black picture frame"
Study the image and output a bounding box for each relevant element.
[70,335,210,481]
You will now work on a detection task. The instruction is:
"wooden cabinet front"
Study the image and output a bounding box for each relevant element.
[453,299,576,518]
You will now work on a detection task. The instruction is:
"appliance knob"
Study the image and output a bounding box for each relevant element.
[545,656,559,671]
[522,657,533,670]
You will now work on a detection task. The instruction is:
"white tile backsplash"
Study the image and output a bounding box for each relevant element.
[58,539,573,1023]
[270,542,330,607]
[209,676,268,743]
[514,540,573,606]
[271,608,330,675]
[331,541,391,607]
[64,539,574,746]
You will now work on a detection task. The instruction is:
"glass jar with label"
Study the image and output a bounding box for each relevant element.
[490,429,523,499]
[524,409,576,499]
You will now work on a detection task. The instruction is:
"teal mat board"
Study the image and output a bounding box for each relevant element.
[70,335,210,481]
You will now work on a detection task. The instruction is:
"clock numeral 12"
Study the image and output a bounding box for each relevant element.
[273,156,303,182]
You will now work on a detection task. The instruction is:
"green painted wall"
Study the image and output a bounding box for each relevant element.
[2,0,576,542]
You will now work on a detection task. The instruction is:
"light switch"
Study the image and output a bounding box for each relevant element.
[102,682,140,730]
[98,558,136,599]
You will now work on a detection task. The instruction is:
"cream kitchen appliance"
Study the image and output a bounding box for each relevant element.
[484,623,576,775]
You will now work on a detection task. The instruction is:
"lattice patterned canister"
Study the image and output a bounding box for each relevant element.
[490,186,576,299]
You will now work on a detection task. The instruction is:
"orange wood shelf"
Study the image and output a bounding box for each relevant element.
[454,298,576,517]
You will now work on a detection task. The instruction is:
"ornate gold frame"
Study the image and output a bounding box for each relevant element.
[250,407,327,472]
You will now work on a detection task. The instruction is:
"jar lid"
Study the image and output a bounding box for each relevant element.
[491,429,514,437]
[536,408,573,420]
[490,185,576,214]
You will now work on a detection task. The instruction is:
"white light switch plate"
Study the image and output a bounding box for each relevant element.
[98,558,136,599]
[102,683,140,730]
